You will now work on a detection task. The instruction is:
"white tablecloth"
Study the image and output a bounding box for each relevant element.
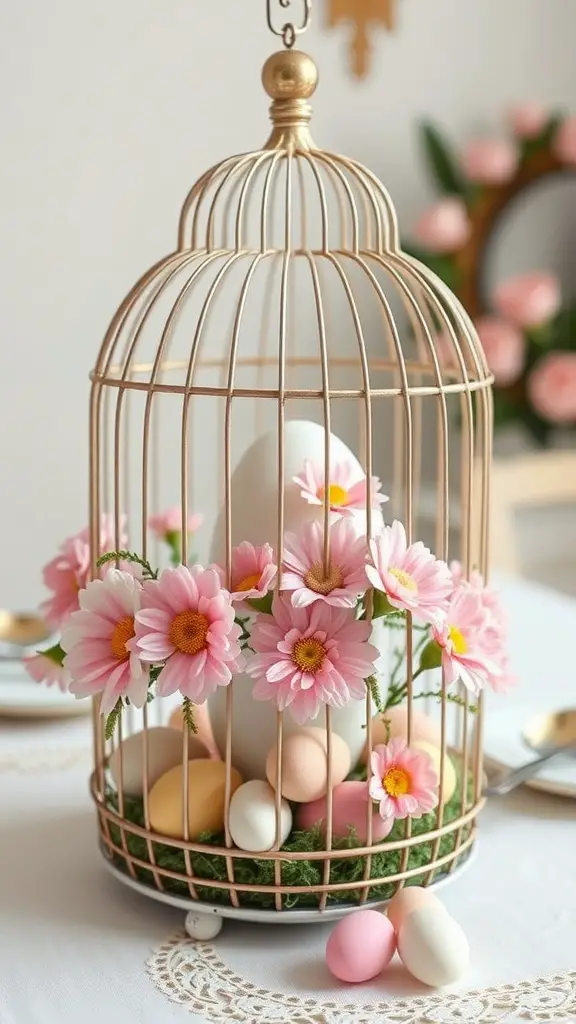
[1,575,575,1024]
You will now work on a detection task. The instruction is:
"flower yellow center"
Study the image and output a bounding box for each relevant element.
[318,483,349,508]
[110,615,135,662]
[169,611,209,656]
[389,567,418,592]
[234,572,261,593]
[383,766,411,797]
[292,637,326,674]
[448,625,468,655]
[303,561,344,596]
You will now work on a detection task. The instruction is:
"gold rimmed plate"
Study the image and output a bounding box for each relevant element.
[484,702,576,799]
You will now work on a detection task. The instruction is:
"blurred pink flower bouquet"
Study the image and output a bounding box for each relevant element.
[408,107,576,446]
[26,459,514,739]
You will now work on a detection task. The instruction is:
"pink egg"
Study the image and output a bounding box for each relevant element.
[326,910,396,983]
[296,781,393,844]
[386,886,445,934]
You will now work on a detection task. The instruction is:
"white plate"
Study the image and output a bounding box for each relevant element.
[483,699,576,799]
[0,665,90,719]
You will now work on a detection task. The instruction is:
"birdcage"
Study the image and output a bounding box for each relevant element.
[87,0,493,928]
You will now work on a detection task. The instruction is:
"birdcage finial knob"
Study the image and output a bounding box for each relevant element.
[262,50,318,150]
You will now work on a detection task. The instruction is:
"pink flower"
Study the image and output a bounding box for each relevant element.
[41,516,127,631]
[135,565,242,704]
[528,352,576,424]
[432,585,500,695]
[554,116,576,165]
[216,542,277,604]
[449,561,516,693]
[148,507,203,538]
[366,520,452,625]
[23,652,70,694]
[369,739,439,822]
[474,316,525,386]
[462,139,518,185]
[247,596,379,724]
[61,570,149,716]
[508,103,548,139]
[293,459,388,518]
[493,271,560,329]
[413,197,471,254]
[281,519,368,608]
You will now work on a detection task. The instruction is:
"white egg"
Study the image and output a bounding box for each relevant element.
[208,420,387,779]
[228,779,292,852]
[185,911,223,942]
[108,727,209,797]
[397,906,470,987]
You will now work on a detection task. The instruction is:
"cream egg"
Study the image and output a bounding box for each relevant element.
[168,703,221,760]
[266,727,351,803]
[361,707,442,766]
[386,885,448,934]
[397,905,470,986]
[228,779,292,852]
[412,740,457,804]
[109,727,209,797]
[148,759,243,839]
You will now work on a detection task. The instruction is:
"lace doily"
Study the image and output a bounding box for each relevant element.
[147,932,576,1024]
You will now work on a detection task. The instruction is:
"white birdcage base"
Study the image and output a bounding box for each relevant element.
[100,840,477,927]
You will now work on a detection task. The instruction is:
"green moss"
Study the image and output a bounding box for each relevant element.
[104,788,473,911]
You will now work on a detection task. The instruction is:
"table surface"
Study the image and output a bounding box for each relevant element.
[1,574,575,1024]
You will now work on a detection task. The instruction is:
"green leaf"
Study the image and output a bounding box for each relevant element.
[182,697,198,734]
[104,699,123,741]
[38,642,66,666]
[419,121,468,199]
[97,549,158,580]
[366,675,385,715]
[520,113,563,162]
[247,592,274,615]
[419,639,442,672]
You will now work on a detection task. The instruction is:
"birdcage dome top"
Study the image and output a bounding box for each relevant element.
[92,49,492,401]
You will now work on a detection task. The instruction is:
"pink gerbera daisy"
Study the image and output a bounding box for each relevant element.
[61,569,149,715]
[148,507,203,539]
[432,584,501,695]
[216,541,277,604]
[246,596,379,724]
[366,520,452,624]
[41,516,127,630]
[449,562,516,693]
[293,459,388,518]
[135,565,242,704]
[23,651,71,694]
[369,739,439,822]
[281,519,368,608]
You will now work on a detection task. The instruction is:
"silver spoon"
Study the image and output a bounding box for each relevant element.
[484,708,576,797]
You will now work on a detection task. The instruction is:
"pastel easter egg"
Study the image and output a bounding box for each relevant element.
[266,727,351,803]
[386,885,447,934]
[228,780,292,852]
[168,703,221,760]
[109,727,209,797]
[297,781,392,844]
[361,707,442,765]
[412,740,457,804]
[326,910,396,983]
[397,906,470,986]
[148,759,243,839]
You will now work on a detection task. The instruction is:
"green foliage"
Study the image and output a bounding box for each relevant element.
[104,700,123,741]
[182,697,198,734]
[419,121,469,199]
[39,642,66,666]
[96,550,158,580]
[106,787,473,910]
[366,675,385,715]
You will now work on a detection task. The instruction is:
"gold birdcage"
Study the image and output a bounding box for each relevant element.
[88,0,493,925]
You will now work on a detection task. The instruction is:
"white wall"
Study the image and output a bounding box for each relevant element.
[1,0,576,609]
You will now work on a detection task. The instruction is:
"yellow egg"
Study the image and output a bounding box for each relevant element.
[109,727,209,797]
[266,727,351,803]
[149,759,243,839]
[361,706,442,765]
[412,740,457,804]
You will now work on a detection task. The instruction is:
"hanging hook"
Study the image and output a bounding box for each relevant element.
[266,0,312,49]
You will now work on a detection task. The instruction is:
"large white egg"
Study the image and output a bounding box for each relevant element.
[228,779,292,852]
[397,906,470,987]
[109,726,209,797]
[208,420,388,779]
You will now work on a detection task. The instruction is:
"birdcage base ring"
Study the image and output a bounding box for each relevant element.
[98,840,477,926]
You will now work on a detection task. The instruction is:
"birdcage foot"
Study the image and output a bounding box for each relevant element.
[185,909,223,942]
